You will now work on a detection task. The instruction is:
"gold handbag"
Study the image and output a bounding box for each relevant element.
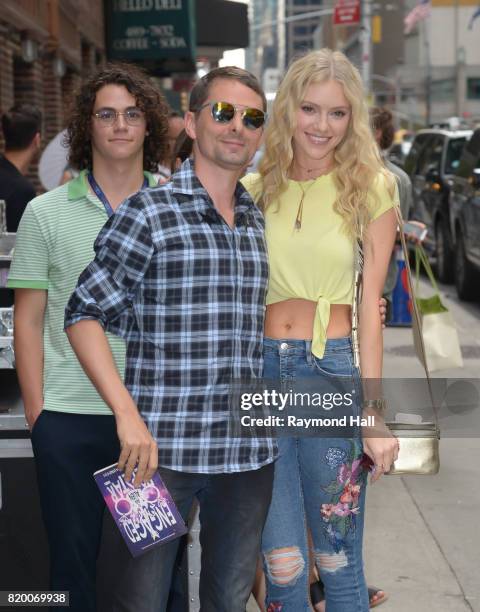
[351,205,440,476]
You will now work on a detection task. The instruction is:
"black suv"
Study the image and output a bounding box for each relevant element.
[404,128,472,282]
[449,128,480,300]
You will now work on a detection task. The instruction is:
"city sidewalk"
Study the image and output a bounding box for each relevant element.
[366,280,480,611]
[363,455,477,612]
[363,306,479,612]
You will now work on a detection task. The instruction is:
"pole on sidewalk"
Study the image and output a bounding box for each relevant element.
[423,17,432,126]
[361,0,372,97]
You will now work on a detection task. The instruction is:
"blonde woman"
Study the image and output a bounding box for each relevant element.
[242,49,399,611]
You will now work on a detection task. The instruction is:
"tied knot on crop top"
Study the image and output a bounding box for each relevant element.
[241,171,397,359]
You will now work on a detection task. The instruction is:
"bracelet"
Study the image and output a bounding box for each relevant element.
[362,398,387,412]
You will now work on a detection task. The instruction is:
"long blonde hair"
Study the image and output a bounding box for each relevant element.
[258,48,391,238]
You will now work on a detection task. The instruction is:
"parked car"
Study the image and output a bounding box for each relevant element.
[449,128,480,301]
[388,132,413,169]
[404,128,472,282]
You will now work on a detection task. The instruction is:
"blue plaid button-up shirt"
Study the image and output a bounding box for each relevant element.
[65,160,276,473]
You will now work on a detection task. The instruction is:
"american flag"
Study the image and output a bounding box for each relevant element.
[468,5,480,30]
[404,0,431,34]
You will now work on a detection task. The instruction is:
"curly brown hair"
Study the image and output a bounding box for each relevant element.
[370,106,395,151]
[65,62,169,172]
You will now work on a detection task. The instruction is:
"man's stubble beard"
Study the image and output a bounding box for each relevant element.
[214,145,250,171]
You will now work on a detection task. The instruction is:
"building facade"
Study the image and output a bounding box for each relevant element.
[397,0,480,125]
[247,0,325,92]
[0,0,106,187]
[247,0,280,81]
[248,0,480,127]
[323,0,480,126]
[0,0,106,145]
[284,0,325,68]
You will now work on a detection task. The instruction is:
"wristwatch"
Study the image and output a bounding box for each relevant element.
[362,398,387,413]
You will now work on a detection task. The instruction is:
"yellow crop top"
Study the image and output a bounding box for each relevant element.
[241,171,397,359]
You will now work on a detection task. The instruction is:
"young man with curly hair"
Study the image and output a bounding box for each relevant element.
[7,63,169,612]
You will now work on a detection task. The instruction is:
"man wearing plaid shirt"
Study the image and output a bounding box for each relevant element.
[64,67,276,611]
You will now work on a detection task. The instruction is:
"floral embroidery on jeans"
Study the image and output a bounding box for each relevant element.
[267,603,283,612]
[321,441,369,551]
[325,447,347,469]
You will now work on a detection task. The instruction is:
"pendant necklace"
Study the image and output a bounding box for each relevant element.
[293,162,334,230]
[295,181,315,230]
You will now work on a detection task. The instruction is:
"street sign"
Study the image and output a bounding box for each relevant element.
[333,0,360,26]
[105,0,196,73]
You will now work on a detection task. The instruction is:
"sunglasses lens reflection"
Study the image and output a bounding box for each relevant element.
[211,102,265,130]
[243,108,265,129]
[212,102,235,123]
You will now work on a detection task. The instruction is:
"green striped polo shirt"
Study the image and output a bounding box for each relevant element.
[7,170,157,415]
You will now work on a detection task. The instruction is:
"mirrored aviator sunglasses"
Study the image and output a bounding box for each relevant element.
[202,101,266,130]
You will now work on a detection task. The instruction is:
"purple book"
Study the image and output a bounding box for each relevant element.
[94,463,187,557]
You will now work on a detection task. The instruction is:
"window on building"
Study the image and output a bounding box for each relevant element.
[293,41,310,52]
[467,78,480,100]
[430,79,455,101]
[294,25,311,35]
[400,88,415,103]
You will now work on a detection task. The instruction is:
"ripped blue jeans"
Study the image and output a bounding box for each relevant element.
[261,337,369,612]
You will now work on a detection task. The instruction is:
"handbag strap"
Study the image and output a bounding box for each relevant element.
[415,243,440,294]
[351,233,363,371]
[351,205,440,429]
[391,205,440,428]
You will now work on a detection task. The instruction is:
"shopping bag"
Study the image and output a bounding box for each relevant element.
[353,209,441,475]
[413,245,463,372]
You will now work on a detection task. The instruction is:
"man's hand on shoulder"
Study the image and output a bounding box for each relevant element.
[379,297,387,328]
[116,407,158,487]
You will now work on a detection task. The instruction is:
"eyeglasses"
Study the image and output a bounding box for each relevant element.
[197,101,266,130]
[92,108,145,127]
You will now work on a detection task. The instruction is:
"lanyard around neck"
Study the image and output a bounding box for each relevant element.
[87,172,148,217]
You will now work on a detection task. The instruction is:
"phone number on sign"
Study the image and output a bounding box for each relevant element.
[0,591,69,607]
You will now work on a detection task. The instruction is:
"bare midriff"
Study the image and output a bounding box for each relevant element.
[264,299,351,340]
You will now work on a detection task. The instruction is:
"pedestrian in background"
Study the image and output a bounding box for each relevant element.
[243,48,399,612]
[0,104,41,232]
[8,63,168,612]
[157,109,185,181]
[170,129,193,173]
[370,107,413,318]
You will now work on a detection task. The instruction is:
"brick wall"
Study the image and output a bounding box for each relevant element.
[61,70,82,125]
[14,58,44,112]
[0,27,15,117]
[81,41,96,79]
[42,43,64,146]
[0,26,17,152]
[10,53,46,192]
[0,2,106,193]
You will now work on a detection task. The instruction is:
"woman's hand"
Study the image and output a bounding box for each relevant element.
[362,420,400,483]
